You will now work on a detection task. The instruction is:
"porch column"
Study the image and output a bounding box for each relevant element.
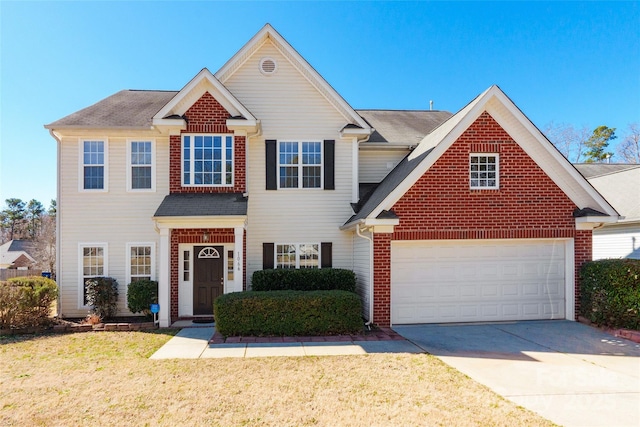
[234,225,244,292]
[158,227,171,327]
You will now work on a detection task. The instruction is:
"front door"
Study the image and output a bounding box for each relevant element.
[193,246,224,315]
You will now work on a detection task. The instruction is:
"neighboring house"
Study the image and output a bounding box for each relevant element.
[0,240,36,269]
[575,164,640,260]
[45,24,617,327]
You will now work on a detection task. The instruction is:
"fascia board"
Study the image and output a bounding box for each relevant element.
[153,216,247,230]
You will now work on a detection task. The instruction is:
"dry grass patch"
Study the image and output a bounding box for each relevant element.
[0,331,555,426]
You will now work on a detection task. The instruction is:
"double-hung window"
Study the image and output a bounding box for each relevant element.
[278,141,322,189]
[182,134,233,186]
[127,243,154,284]
[80,244,107,306]
[128,140,154,191]
[470,154,499,189]
[276,243,319,269]
[81,139,107,190]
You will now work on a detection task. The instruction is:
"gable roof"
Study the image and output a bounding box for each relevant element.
[0,240,36,266]
[215,24,372,134]
[357,110,453,144]
[574,163,640,179]
[344,85,618,228]
[45,90,177,129]
[575,164,640,222]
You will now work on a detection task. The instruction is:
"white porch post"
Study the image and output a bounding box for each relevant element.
[158,227,171,327]
[234,225,244,292]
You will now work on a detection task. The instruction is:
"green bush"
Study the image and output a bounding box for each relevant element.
[0,276,58,329]
[579,259,640,330]
[127,279,158,316]
[85,277,119,319]
[214,290,363,336]
[251,268,356,293]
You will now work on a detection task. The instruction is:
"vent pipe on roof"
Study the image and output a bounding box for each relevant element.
[429,100,433,111]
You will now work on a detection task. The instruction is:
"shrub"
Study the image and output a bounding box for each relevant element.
[214,290,363,337]
[0,276,58,329]
[251,268,356,293]
[85,277,119,319]
[127,279,158,317]
[579,259,640,330]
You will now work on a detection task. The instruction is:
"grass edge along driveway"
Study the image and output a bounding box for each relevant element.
[0,331,556,426]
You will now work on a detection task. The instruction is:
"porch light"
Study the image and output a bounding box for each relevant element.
[203,231,210,242]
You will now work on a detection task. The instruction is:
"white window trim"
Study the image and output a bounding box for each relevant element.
[125,242,156,286]
[274,243,321,269]
[276,140,324,190]
[78,242,108,309]
[126,139,156,192]
[181,134,234,187]
[469,153,500,190]
[78,138,109,192]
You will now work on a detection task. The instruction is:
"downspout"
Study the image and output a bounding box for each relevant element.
[356,223,374,327]
[243,120,261,197]
[48,129,62,318]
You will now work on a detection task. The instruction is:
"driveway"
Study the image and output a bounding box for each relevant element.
[394,321,640,427]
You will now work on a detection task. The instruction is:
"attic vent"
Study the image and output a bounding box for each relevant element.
[260,57,277,75]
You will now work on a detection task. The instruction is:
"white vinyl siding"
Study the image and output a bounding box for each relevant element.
[223,40,355,286]
[359,149,408,183]
[59,133,167,317]
[593,224,640,260]
[353,232,372,320]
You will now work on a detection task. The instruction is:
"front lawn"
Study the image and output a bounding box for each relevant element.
[0,331,554,426]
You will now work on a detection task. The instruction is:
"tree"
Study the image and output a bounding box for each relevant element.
[26,199,45,238]
[543,122,591,163]
[48,199,57,218]
[33,213,56,276]
[617,123,640,164]
[1,198,26,240]
[583,126,616,163]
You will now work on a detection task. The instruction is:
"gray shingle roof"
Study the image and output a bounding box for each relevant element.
[574,163,640,179]
[46,90,178,128]
[356,110,453,143]
[575,164,640,221]
[154,193,247,217]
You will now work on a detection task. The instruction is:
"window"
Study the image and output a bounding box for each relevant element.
[127,244,154,284]
[128,140,154,191]
[227,250,234,281]
[183,250,190,281]
[80,139,108,190]
[276,243,319,269]
[470,154,499,189]
[278,141,322,189]
[79,244,106,306]
[182,135,233,186]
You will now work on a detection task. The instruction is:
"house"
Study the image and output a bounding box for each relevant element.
[45,24,617,327]
[0,240,36,270]
[575,164,640,260]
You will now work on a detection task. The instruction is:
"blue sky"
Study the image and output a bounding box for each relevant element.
[1,1,638,206]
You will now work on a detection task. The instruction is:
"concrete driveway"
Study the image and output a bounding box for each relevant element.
[394,321,640,427]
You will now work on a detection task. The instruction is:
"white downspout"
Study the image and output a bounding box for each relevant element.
[356,223,374,327]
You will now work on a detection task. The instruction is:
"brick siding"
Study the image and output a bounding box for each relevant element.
[372,111,591,326]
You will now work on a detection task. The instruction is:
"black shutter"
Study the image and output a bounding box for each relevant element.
[262,243,275,269]
[265,140,277,190]
[321,242,332,268]
[324,140,335,190]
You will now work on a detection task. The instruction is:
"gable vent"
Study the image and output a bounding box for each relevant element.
[260,57,277,75]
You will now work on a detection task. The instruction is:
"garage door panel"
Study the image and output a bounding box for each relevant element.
[392,240,567,324]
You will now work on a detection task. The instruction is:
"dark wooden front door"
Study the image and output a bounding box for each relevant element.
[193,246,224,315]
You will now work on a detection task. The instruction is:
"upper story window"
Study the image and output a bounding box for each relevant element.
[128,140,155,191]
[182,134,233,186]
[470,154,499,189]
[278,141,322,189]
[80,139,108,191]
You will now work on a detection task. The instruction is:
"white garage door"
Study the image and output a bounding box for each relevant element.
[391,239,567,325]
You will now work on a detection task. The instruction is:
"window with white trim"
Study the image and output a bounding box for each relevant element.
[80,244,106,305]
[278,141,322,189]
[81,139,107,190]
[128,140,154,190]
[470,154,499,189]
[276,243,319,269]
[182,134,233,186]
[127,244,154,283]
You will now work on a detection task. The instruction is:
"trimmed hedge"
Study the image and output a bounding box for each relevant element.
[214,290,363,336]
[251,268,356,293]
[0,276,58,329]
[85,277,119,319]
[127,279,158,316]
[579,259,640,330]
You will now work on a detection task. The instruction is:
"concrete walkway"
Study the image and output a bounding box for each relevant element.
[150,327,424,359]
[395,320,640,427]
